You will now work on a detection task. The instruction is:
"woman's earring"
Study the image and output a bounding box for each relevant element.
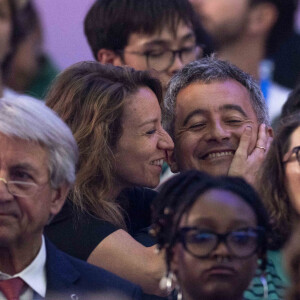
[176,288,183,300]
[159,271,175,294]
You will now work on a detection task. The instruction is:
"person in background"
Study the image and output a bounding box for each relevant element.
[151,170,269,300]
[84,0,213,95]
[0,96,143,299]
[5,0,59,100]
[0,0,20,97]
[45,61,173,297]
[256,113,300,300]
[258,113,300,246]
[189,0,297,121]
[280,84,300,120]
[272,83,300,129]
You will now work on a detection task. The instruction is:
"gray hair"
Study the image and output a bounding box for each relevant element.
[163,56,270,138]
[0,96,78,188]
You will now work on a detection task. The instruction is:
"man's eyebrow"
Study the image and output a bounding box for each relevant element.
[142,32,196,49]
[142,40,169,49]
[179,32,196,43]
[11,163,38,174]
[183,109,207,126]
[220,104,248,118]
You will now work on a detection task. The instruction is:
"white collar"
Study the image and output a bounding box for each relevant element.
[0,236,47,297]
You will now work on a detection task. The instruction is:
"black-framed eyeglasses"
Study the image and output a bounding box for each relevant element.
[283,145,300,165]
[118,45,204,72]
[177,226,265,259]
[0,177,46,197]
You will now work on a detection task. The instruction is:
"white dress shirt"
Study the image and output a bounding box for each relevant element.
[0,236,47,300]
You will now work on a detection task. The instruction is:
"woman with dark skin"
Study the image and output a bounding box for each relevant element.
[151,170,269,300]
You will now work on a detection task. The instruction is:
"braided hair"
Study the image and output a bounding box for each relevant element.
[151,170,270,274]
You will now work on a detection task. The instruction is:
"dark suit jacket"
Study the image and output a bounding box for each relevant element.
[44,238,143,299]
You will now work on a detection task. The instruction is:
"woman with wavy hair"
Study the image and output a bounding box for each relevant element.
[258,113,300,247]
[257,113,300,299]
[44,61,174,296]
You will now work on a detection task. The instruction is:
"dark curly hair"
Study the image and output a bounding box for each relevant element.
[151,170,270,274]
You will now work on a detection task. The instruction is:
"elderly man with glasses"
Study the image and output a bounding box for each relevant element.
[0,97,143,299]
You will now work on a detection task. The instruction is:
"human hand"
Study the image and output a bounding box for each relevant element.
[228,124,273,186]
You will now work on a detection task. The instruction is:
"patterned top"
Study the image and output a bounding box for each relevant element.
[244,251,288,300]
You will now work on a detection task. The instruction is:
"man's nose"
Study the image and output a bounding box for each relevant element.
[205,122,231,142]
[0,178,13,201]
[168,53,185,75]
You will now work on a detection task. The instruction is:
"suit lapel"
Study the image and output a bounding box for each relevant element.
[44,238,80,294]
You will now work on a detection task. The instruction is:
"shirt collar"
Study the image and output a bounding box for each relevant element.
[0,235,47,297]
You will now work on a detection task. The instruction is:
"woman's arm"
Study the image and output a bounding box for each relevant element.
[87,229,167,296]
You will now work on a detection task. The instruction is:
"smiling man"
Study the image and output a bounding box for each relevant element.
[84,0,212,94]
[164,56,273,185]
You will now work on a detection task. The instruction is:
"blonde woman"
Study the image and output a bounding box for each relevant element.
[45,61,173,296]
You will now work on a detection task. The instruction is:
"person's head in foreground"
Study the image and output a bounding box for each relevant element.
[151,170,269,300]
[164,56,272,177]
[46,61,173,228]
[84,0,212,93]
[0,96,77,273]
[258,113,300,247]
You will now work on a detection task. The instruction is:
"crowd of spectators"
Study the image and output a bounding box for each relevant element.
[0,0,300,299]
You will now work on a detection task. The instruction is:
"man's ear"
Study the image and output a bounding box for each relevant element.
[49,183,70,217]
[247,3,278,36]
[167,150,179,173]
[96,49,123,66]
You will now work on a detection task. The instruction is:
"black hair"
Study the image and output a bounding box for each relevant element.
[250,0,297,58]
[151,170,270,273]
[280,85,300,120]
[84,0,213,59]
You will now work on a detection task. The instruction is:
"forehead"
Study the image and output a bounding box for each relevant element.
[184,189,257,227]
[126,20,195,49]
[289,126,300,149]
[176,79,257,122]
[0,133,48,170]
[122,87,160,123]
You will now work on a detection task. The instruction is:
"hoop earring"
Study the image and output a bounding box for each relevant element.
[176,288,183,300]
[260,272,268,300]
[159,271,175,294]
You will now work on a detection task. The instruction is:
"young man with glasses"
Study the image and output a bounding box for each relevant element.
[84,0,212,94]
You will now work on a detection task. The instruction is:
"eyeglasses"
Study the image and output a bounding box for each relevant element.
[0,177,45,197]
[118,45,203,72]
[283,146,300,164]
[177,227,265,259]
